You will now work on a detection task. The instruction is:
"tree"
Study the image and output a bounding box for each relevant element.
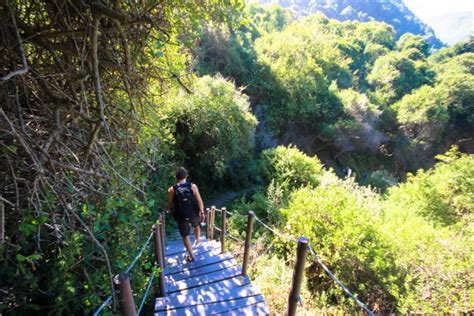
[164,75,257,187]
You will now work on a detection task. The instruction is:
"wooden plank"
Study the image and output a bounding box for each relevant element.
[165,266,242,293]
[165,239,214,256]
[166,244,221,268]
[155,294,265,316]
[166,257,237,283]
[165,252,234,275]
[166,275,250,298]
[165,235,207,250]
[155,284,262,311]
[214,301,269,315]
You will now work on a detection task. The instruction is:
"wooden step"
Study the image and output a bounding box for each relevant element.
[165,238,212,256]
[165,242,221,267]
[165,266,243,293]
[165,252,234,275]
[166,257,237,283]
[156,284,261,311]
[162,275,251,299]
[213,301,269,315]
[155,294,265,315]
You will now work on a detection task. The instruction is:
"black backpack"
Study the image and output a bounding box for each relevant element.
[172,182,197,222]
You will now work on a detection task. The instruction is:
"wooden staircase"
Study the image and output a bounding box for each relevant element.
[155,232,268,315]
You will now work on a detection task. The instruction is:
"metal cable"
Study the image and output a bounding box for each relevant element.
[227,232,245,243]
[94,230,154,315]
[252,214,374,315]
[297,294,304,308]
[213,208,234,215]
[137,270,156,315]
[125,231,154,274]
[307,244,375,316]
[92,295,112,316]
[253,214,287,240]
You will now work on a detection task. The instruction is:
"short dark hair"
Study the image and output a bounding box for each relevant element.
[175,167,188,180]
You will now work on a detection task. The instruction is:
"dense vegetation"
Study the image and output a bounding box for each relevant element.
[1,1,472,314]
[259,0,443,48]
[229,145,472,313]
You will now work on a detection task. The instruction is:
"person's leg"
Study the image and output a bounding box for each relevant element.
[191,217,201,246]
[178,221,195,260]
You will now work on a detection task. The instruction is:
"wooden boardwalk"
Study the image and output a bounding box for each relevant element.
[155,231,269,315]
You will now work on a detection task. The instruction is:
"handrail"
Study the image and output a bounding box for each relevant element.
[125,231,154,274]
[93,213,165,315]
[137,270,156,315]
[93,295,113,316]
[251,213,375,316]
[307,244,374,316]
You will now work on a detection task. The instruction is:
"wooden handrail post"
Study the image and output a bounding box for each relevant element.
[153,224,166,297]
[159,213,165,267]
[220,207,227,253]
[161,211,166,244]
[205,207,210,239]
[113,273,136,316]
[210,206,216,240]
[242,210,255,276]
[287,237,308,316]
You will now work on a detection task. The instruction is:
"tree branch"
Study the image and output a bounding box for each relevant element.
[1,2,29,81]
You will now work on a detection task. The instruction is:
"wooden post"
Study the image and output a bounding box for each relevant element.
[205,207,210,238]
[113,273,136,316]
[159,213,165,267]
[0,197,4,245]
[220,207,227,254]
[161,211,166,244]
[242,210,255,276]
[153,224,166,297]
[210,206,216,240]
[287,237,308,316]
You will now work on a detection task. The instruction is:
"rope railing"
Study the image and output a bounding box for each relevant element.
[137,270,157,315]
[307,245,374,316]
[93,295,113,316]
[93,212,166,316]
[125,231,154,274]
[251,213,374,316]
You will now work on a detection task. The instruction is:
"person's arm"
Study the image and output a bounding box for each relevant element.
[165,186,174,212]
[191,183,204,218]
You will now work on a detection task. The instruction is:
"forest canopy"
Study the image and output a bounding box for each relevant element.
[1,0,472,314]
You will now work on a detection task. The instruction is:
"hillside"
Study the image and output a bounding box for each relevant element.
[258,0,444,48]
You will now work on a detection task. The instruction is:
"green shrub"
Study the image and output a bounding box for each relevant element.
[280,180,400,313]
[163,75,257,187]
[258,145,324,191]
[387,146,473,226]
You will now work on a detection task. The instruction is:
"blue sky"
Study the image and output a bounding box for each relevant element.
[404,0,473,45]
[404,0,472,18]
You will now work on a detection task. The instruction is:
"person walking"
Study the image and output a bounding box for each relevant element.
[165,167,205,262]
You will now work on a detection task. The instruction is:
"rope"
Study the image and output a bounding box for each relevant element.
[137,270,156,315]
[93,230,154,315]
[92,295,112,316]
[252,214,374,315]
[212,208,234,215]
[253,214,287,240]
[297,294,304,308]
[125,231,154,274]
[227,232,245,243]
[307,244,375,316]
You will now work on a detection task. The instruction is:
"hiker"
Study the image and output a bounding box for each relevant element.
[165,167,205,262]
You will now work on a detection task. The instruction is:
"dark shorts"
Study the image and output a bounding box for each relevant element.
[178,217,200,237]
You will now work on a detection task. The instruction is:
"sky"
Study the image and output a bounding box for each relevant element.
[404,0,473,17]
[403,0,473,45]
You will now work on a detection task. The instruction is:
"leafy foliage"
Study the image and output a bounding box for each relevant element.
[163,75,257,188]
[258,145,324,191]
